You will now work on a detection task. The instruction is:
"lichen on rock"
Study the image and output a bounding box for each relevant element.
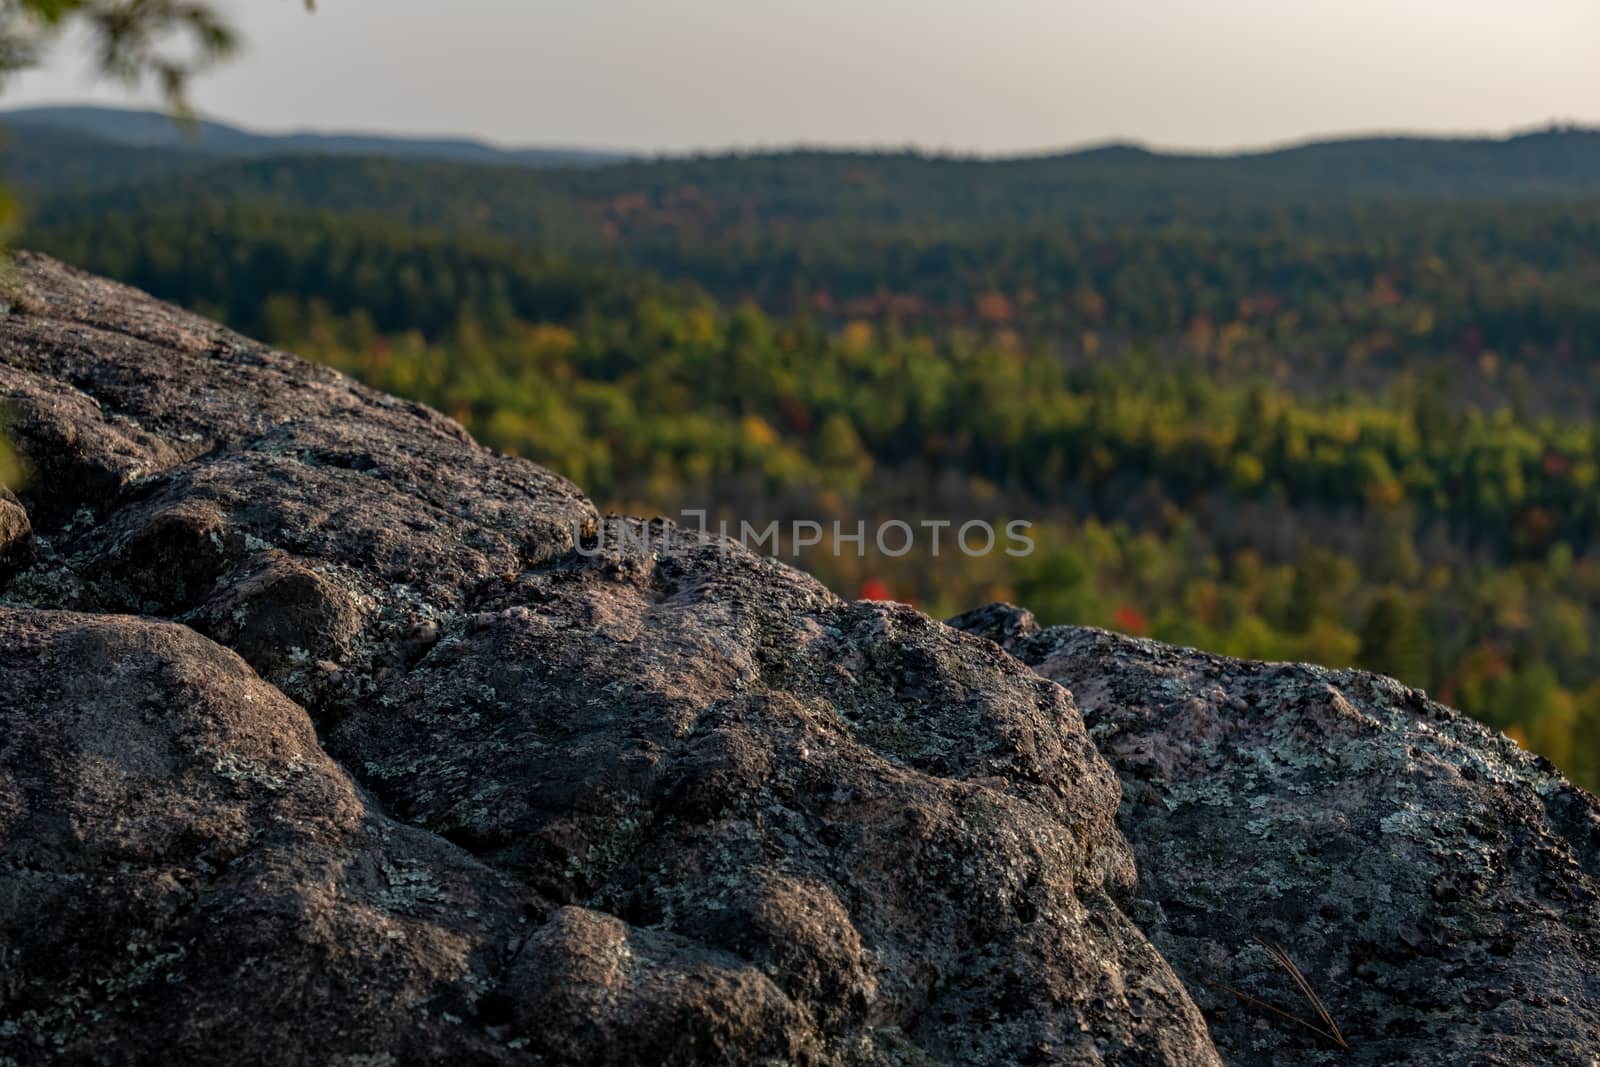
[950,603,1600,1066]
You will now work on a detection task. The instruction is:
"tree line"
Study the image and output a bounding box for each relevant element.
[15,154,1600,788]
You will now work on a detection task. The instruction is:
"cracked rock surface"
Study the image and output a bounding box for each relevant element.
[0,254,1218,1065]
[950,603,1600,1066]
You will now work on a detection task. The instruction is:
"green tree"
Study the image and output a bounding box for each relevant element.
[1,0,241,113]
[815,412,871,484]
[1357,591,1430,686]
[1,0,296,480]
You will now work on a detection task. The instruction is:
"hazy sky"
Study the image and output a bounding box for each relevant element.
[8,0,1600,154]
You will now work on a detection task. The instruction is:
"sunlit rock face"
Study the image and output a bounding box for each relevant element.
[0,254,1218,1066]
[952,602,1600,1066]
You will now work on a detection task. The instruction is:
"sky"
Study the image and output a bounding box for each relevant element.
[7,0,1600,155]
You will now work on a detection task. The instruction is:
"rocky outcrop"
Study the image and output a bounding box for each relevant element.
[0,254,1216,1064]
[0,253,1596,1066]
[950,603,1600,1066]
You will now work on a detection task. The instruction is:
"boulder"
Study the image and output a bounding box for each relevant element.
[0,484,29,577]
[951,603,1600,1066]
[0,254,1217,1064]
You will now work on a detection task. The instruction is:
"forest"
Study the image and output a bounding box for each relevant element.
[6,114,1600,787]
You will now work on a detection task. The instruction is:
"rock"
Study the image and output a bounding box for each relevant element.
[8,250,1599,1065]
[0,252,1221,1064]
[950,604,1600,1066]
[0,484,30,577]
[503,906,819,1064]
[0,608,536,1066]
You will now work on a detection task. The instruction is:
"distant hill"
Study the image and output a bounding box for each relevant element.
[0,126,217,196]
[9,105,1600,193]
[0,104,629,168]
[11,105,1600,352]
[13,117,1600,217]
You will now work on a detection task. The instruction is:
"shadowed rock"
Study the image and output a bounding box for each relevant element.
[950,603,1600,1066]
[0,485,29,577]
[0,608,536,1066]
[1,254,1218,1064]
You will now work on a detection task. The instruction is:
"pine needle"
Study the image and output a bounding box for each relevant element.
[1205,937,1350,1051]
[1254,936,1349,1050]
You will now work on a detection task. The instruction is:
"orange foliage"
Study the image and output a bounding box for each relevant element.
[859,578,892,602]
[1113,604,1151,636]
[976,292,1013,324]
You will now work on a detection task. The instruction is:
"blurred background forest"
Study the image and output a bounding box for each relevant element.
[6,107,1600,786]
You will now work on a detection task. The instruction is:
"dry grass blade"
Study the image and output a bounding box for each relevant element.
[1254,936,1349,1050]
[1207,980,1347,1048]
[1204,937,1350,1051]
